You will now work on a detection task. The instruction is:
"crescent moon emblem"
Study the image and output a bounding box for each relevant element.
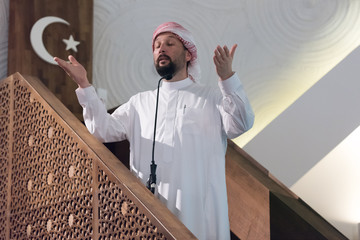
[30,16,70,65]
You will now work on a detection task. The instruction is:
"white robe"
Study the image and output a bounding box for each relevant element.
[75,73,254,240]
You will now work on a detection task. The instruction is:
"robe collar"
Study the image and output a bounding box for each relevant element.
[161,77,193,91]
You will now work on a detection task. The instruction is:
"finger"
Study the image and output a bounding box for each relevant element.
[214,45,220,55]
[213,55,220,66]
[54,56,63,65]
[230,44,238,58]
[68,55,80,65]
[214,46,225,63]
[54,57,69,69]
[214,47,222,60]
[223,45,230,57]
[216,45,226,58]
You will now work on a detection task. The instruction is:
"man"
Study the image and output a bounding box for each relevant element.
[55,22,254,240]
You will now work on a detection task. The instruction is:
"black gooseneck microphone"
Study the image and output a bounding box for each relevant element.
[147,74,172,194]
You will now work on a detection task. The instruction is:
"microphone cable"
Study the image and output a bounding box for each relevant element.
[147,74,172,194]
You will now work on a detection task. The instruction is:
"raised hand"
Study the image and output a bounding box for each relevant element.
[213,44,237,81]
[54,55,91,88]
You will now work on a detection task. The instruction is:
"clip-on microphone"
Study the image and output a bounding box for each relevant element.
[147,74,172,194]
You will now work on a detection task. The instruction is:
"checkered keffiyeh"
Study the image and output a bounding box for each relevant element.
[152,22,201,81]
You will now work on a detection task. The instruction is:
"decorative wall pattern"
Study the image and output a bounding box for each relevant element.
[1,74,172,239]
[90,0,360,148]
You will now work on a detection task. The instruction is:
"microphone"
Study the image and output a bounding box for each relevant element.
[164,74,172,80]
[147,74,172,194]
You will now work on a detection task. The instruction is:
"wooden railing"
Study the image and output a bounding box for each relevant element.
[225,140,348,239]
[0,73,195,239]
[1,73,347,239]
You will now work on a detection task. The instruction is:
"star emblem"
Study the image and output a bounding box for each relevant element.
[62,35,80,52]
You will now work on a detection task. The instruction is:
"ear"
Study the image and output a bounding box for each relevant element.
[185,50,192,62]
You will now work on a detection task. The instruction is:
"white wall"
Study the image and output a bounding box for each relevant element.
[244,46,360,239]
[244,46,360,186]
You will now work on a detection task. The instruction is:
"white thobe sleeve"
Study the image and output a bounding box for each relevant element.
[75,86,128,143]
[217,73,255,139]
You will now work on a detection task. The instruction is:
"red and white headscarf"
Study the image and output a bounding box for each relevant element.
[152,22,201,81]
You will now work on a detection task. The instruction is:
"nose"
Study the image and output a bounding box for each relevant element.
[158,43,167,53]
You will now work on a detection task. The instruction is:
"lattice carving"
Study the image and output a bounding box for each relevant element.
[0,80,10,239]
[10,78,93,239]
[97,168,166,239]
[1,74,174,239]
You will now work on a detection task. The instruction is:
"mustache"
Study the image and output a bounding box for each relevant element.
[157,54,171,63]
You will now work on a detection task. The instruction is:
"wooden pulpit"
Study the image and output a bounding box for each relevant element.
[0,73,195,239]
[0,73,347,239]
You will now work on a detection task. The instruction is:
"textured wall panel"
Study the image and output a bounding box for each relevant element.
[90,0,360,149]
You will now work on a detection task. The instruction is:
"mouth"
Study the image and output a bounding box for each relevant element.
[157,55,170,64]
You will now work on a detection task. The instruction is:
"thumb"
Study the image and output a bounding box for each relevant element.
[230,44,238,58]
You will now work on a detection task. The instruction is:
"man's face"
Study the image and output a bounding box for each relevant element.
[153,32,191,77]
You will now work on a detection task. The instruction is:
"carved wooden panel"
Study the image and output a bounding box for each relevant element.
[97,168,165,239]
[10,76,94,239]
[0,73,191,239]
[0,79,10,239]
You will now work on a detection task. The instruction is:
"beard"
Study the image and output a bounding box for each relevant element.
[155,58,176,78]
